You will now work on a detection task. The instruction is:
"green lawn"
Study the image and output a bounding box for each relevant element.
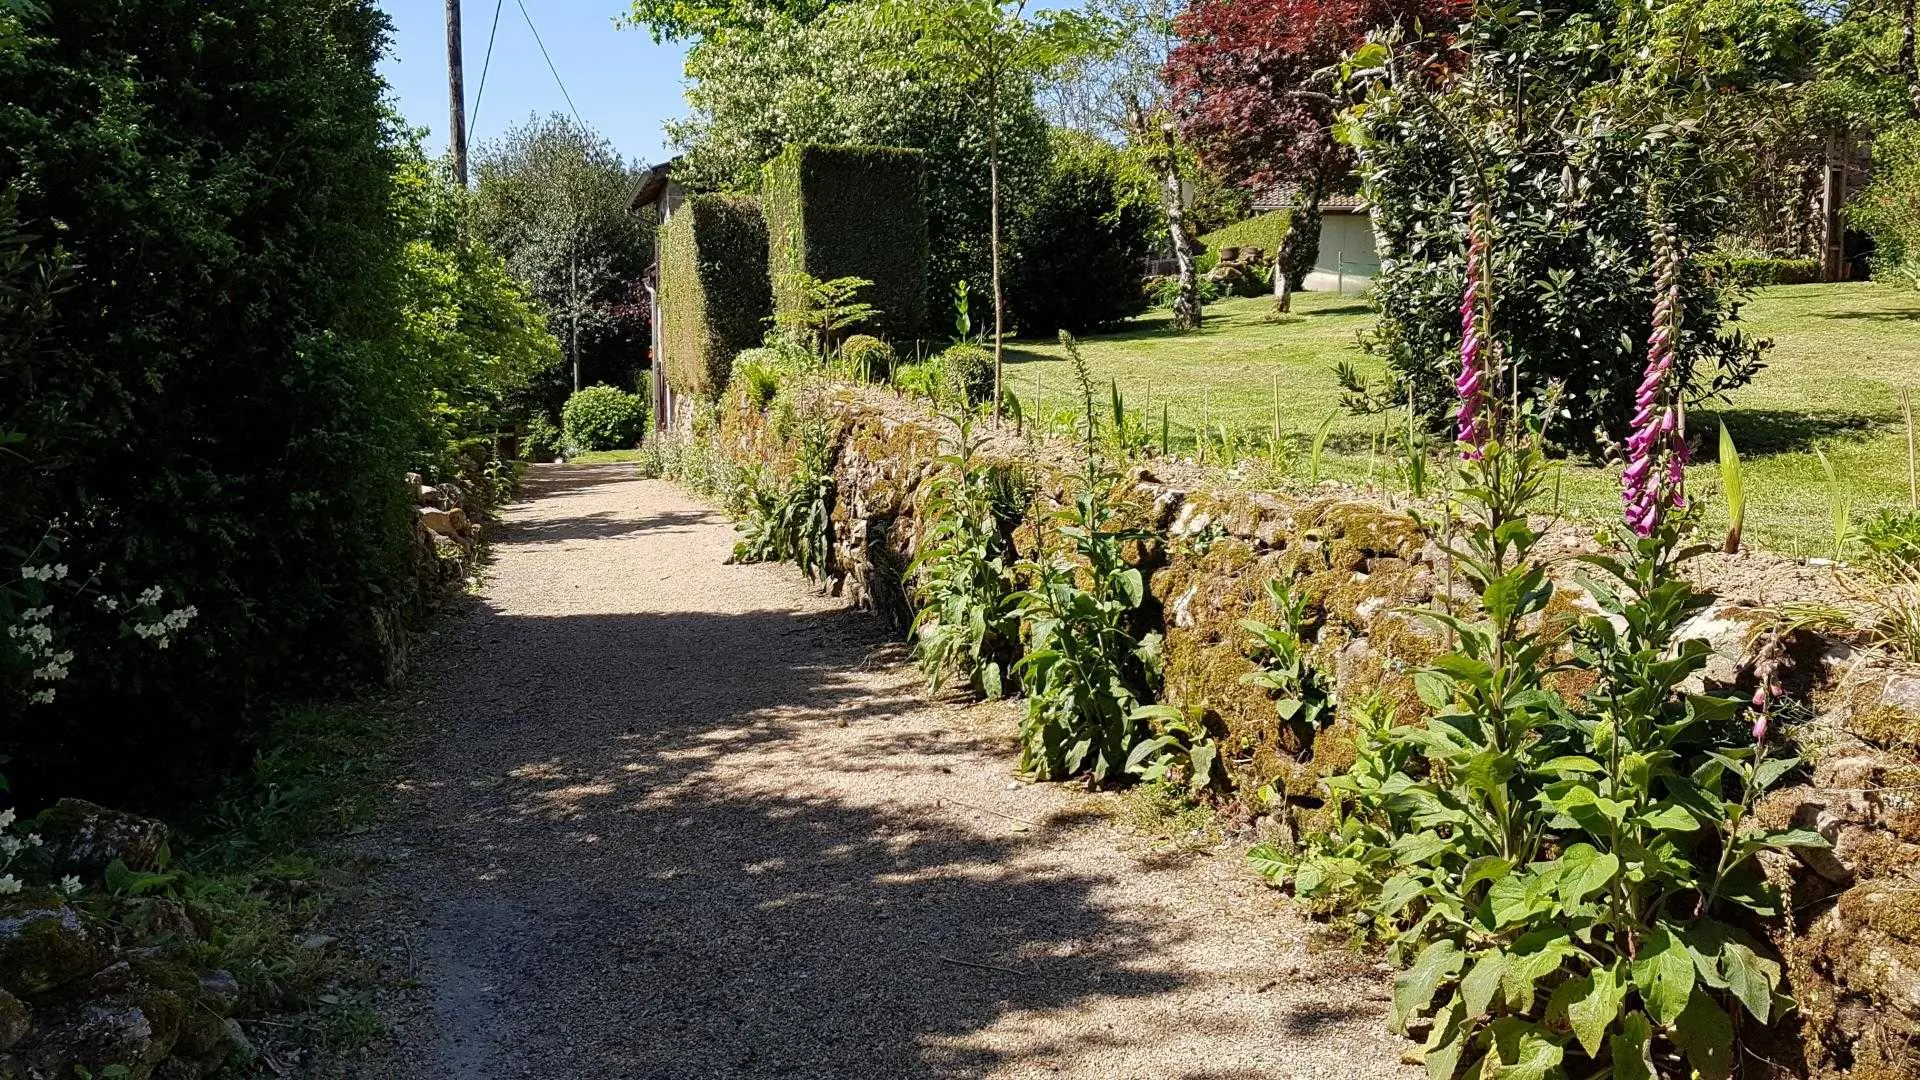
[1002,283,1920,556]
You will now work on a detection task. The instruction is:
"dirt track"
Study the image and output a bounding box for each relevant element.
[366,463,1415,1080]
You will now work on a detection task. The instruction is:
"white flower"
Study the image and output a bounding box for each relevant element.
[0,808,15,830]
[137,586,164,607]
[95,596,119,612]
[28,689,54,705]
[0,875,19,896]
[56,875,82,898]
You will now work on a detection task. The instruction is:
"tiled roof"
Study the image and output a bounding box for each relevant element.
[1250,183,1366,213]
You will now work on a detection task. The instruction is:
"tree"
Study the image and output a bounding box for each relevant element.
[392,144,560,482]
[1044,0,1207,330]
[880,0,1109,420]
[472,115,653,409]
[1007,129,1159,335]
[1167,0,1464,311]
[1349,1,1769,453]
[665,5,1050,339]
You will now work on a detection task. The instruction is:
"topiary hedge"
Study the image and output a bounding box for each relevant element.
[1711,255,1821,288]
[659,193,772,399]
[763,144,929,342]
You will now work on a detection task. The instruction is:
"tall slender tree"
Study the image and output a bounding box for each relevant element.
[881,0,1108,420]
[1047,0,1206,330]
[473,115,653,408]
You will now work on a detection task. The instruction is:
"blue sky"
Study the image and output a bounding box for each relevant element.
[377,0,688,169]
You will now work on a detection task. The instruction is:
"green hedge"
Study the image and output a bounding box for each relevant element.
[1712,256,1822,288]
[764,144,929,342]
[659,193,772,398]
[1197,208,1291,273]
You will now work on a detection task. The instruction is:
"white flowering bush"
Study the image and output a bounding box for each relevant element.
[3,537,198,710]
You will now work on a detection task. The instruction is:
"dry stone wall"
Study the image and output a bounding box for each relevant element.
[717,379,1920,1078]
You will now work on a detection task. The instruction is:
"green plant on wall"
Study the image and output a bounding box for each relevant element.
[772,272,882,356]
[909,417,1028,697]
[1010,332,1163,782]
[1252,418,1823,1077]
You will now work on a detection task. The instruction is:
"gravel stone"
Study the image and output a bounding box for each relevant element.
[368,464,1416,1079]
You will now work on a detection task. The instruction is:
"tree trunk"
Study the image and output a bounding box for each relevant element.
[1155,123,1202,332]
[989,83,1005,425]
[1272,172,1326,314]
[1903,0,1919,119]
[570,244,581,393]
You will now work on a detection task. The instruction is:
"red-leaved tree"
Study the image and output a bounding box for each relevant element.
[1166,0,1463,309]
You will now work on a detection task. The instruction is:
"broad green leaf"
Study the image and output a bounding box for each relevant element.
[1462,856,1514,892]
[1566,965,1624,1058]
[1671,990,1733,1080]
[1752,755,1800,792]
[1640,803,1700,832]
[1609,1011,1655,1080]
[1393,831,1452,866]
[1246,843,1289,884]
[1756,827,1830,851]
[1393,939,1464,1034]
[1378,871,1425,916]
[1720,941,1780,1024]
[1461,951,1506,1016]
[1423,995,1469,1080]
[1502,937,1577,1011]
[1629,924,1695,1026]
[1555,843,1619,905]
[1484,1017,1565,1080]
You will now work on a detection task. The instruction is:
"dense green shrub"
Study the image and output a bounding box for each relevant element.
[1353,5,1768,451]
[1712,255,1821,287]
[561,386,648,451]
[659,193,772,398]
[1197,208,1291,273]
[938,343,996,407]
[1006,133,1159,336]
[0,0,431,803]
[1147,274,1222,310]
[763,144,930,342]
[1852,121,1920,286]
[523,415,563,462]
[840,334,897,381]
[669,9,1048,339]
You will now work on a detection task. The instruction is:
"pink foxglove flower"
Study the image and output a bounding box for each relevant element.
[1622,226,1689,536]
[1455,212,1494,458]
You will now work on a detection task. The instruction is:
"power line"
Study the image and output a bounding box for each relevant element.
[513,0,587,131]
[467,0,506,144]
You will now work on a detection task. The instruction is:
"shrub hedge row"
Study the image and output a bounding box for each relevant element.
[659,193,772,398]
[764,145,929,342]
[1713,256,1822,287]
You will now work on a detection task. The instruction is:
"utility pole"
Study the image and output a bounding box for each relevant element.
[446,0,469,186]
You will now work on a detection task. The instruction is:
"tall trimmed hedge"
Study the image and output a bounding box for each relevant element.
[659,193,772,398]
[0,0,430,804]
[763,145,929,342]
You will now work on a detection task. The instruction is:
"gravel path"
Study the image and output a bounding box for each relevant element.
[368,464,1417,1080]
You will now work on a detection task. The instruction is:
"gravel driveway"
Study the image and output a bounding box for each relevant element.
[367,463,1417,1080]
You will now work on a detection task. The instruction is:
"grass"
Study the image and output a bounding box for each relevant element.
[1001,282,1920,556]
[567,448,647,464]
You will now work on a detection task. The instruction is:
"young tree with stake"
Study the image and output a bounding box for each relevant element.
[881,0,1109,420]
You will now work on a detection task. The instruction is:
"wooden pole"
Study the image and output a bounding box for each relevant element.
[446,0,468,187]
